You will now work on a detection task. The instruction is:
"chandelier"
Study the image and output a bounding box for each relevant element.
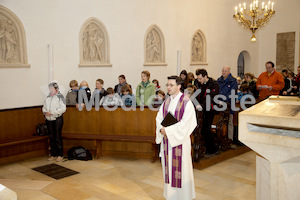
[233,1,275,42]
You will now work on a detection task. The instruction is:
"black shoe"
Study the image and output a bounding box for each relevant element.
[204,151,219,158]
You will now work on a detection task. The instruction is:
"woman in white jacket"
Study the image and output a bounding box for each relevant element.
[42,82,66,162]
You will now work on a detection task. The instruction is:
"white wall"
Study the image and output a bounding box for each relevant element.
[0,0,297,109]
[257,0,300,75]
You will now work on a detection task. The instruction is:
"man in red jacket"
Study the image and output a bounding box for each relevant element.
[256,61,285,100]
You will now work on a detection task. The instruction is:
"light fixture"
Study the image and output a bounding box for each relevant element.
[233,1,275,42]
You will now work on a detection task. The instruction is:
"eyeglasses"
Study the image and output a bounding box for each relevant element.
[166,84,176,87]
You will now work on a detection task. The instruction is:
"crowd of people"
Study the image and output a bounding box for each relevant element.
[64,63,300,110]
[42,61,300,162]
[41,61,300,200]
[66,71,164,108]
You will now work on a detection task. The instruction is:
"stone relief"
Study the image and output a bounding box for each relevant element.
[0,5,29,68]
[144,25,166,66]
[192,34,203,62]
[146,29,161,63]
[191,30,207,65]
[79,18,111,67]
[0,20,18,63]
[276,32,295,72]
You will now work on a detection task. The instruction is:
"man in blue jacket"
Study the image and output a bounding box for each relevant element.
[217,66,238,142]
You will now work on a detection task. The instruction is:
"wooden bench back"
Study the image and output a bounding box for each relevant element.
[62,106,158,136]
[0,106,45,143]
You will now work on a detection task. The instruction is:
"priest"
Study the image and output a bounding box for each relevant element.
[156,76,197,200]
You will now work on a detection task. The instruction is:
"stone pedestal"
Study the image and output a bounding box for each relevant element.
[239,96,300,200]
[0,184,17,200]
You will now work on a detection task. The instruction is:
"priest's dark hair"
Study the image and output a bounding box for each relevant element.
[195,68,208,77]
[167,76,183,85]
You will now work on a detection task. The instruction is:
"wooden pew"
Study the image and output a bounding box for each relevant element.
[0,103,236,166]
[192,103,231,162]
[212,105,232,151]
[0,106,49,165]
[62,106,158,161]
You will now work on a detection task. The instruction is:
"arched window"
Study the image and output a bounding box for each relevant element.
[237,51,251,79]
[79,17,111,67]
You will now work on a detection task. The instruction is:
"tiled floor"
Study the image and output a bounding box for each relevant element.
[0,151,256,200]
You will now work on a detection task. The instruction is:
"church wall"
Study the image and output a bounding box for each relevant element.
[1,0,296,109]
[257,0,300,76]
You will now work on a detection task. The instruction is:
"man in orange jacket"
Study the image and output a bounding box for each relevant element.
[256,61,285,100]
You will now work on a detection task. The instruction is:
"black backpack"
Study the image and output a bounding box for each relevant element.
[68,146,92,161]
[35,123,48,136]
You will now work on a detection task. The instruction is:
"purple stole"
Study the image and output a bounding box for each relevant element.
[162,93,188,188]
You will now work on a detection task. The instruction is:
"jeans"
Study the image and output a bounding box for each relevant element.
[46,115,64,157]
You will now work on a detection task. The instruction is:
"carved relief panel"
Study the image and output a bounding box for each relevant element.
[0,5,29,68]
[276,32,295,72]
[144,25,167,66]
[191,30,207,65]
[79,17,111,67]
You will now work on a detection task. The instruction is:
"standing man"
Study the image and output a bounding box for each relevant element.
[217,66,238,141]
[256,61,285,100]
[195,69,220,154]
[156,76,197,200]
